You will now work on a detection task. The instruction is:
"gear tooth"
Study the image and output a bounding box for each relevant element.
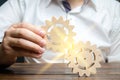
[73,32,76,36]
[99,56,104,62]
[41,26,46,31]
[97,57,103,62]
[65,20,69,25]
[95,52,103,62]
[52,16,57,21]
[52,16,57,22]
[85,72,90,76]
[96,49,102,55]
[73,68,78,73]
[89,67,97,74]
[86,41,91,46]
[71,25,75,28]
[68,28,73,32]
[79,71,84,76]
[68,26,73,30]
[59,16,64,21]
[46,20,50,24]
[68,63,74,68]
[80,41,84,47]
[44,27,48,31]
[77,41,82,47]
[95,62,101,68]
[92,44,97,49]
[46,20,52,27]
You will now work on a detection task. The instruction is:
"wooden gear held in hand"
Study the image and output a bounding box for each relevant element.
[41,17,76,53]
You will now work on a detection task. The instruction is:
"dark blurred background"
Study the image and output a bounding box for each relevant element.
[0,0,7,6]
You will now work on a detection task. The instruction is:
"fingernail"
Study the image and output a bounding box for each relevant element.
[39,48,45,53]
[41,39,47,45]
[40,30,46,35]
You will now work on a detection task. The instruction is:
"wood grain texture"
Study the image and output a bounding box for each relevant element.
[0,62,120,80]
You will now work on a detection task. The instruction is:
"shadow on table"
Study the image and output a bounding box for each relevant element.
[0,68,14,74]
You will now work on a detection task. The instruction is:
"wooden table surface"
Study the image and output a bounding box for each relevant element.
[0,62,120,80]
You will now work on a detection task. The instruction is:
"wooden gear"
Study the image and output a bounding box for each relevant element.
[42,17,103,77]
[65,41,103,76]
[41,17,76,53]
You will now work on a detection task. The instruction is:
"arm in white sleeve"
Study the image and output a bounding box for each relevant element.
[0,0,24,42]
[0,0,24,68]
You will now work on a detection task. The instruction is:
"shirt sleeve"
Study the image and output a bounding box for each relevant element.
[0,0,24,42]
[108,1,120,62]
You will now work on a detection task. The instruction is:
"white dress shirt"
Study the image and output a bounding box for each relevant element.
[0,0,120,63]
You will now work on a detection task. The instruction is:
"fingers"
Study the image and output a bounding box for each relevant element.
[12,23,46,38]
[2,37,43,58]
[8,37,45,54]
[9,28,46,47]
[3,46,42,58]
[12,47,43,58]
[2,23,47,58]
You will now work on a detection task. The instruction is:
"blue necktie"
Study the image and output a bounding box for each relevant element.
[62,0,71,13]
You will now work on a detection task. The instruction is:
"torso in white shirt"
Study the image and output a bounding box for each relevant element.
[0,0,120,63]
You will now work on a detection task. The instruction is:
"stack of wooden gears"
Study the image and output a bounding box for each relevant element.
[41,17,103,76]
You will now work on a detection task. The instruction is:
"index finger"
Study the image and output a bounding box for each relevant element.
[12,23,46,38]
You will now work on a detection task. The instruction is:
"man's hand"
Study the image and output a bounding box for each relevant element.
[0,23,46,67]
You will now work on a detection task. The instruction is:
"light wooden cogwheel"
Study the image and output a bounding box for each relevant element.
[65,41,103,76]
[41,17,76,53]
